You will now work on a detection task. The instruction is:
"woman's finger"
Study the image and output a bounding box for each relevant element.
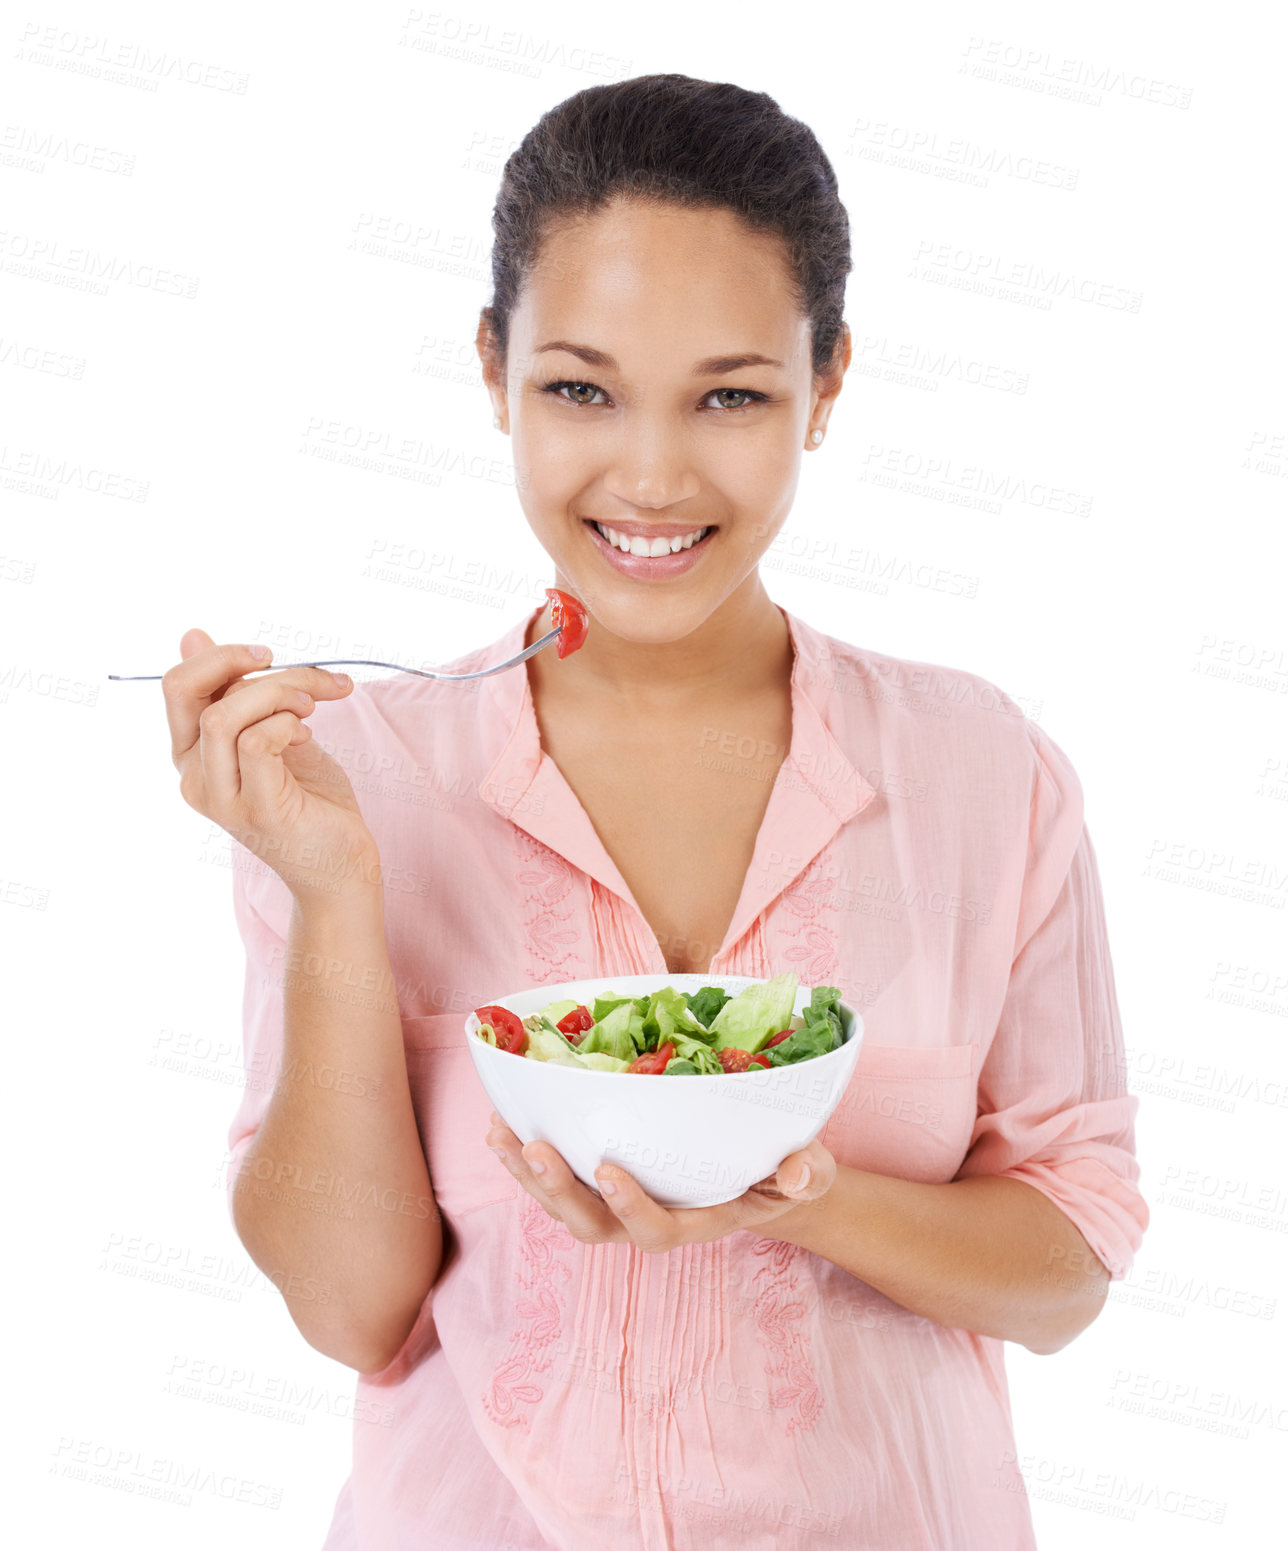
[772,1138,837,1202]
[485,1123,599,1230]
[517,1141,624,1241]
[592,1165,685,1251]
[195,666,348,811]
[233,709,311,821]
[162,639,269,766]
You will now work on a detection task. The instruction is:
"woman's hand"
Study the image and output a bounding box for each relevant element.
[162,628,381,909]
[485,1113,836,1250]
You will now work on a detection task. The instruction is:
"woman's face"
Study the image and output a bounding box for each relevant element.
[480,197,847,645]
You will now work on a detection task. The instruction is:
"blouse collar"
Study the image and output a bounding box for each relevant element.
[478,599,878,962]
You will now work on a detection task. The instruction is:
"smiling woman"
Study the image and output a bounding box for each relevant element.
[480,202,845,613]
[475,74,847,636]
[206,71,1149,1551]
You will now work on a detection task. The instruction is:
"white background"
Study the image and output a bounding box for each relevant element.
[3,1,1285,1545]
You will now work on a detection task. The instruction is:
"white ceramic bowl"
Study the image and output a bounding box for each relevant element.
[463,973,864,1208]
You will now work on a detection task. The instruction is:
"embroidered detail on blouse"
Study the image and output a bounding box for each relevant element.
[734,904,828,1440]
[750,1235,824,1435]
[776,848,843,985]
[482,1193,574,1431]
[513,826,581,984]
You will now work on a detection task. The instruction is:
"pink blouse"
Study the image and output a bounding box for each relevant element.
[224,599,1148,1550]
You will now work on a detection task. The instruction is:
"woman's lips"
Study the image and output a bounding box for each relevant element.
[584,519,716,579]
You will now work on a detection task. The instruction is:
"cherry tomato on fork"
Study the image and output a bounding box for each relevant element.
[556,1004,595,1043]
[475,1004,526,1056]
[545,587,589,659]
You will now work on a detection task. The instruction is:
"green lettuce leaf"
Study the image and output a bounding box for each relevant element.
[590,993,637,1023]
[575,1051,631,1073]
[685,986,731,1028]
[639,986,713,1047]
[665,1030,723,1074]
[538,999,582,1027]
[710,971,799,1053]
[762,985,845,1066]
[524,1026,584,1067]
[578,1001,644,1062]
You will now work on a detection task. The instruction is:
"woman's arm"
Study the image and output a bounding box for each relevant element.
[766,722,1139,1357]
[487,1124,1106,1355]
[763,1164,1109,1355]
[231,884,441,1374]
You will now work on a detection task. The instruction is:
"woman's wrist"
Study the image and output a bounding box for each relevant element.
[290,861,388,933]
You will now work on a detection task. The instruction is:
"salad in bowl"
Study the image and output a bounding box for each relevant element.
[473,971,844,1075]
[463,971,863,1207]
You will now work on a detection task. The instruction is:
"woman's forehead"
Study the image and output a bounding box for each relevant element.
[512,204,808,364]
[534,198,788,275]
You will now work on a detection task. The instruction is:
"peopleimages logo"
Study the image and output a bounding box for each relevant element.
[845,118,1079,191]
[599,1137,748,1195]
[17,23,250,93]
[911,239,1143,312]
[0,230,199,297]
[854,441,1093,516]
[960,37,1193,109]
[764,849,993,924]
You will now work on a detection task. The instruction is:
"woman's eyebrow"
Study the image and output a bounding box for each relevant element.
[533,340,785,375]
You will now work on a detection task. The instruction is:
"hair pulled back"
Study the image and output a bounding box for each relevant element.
[482,73,851,377]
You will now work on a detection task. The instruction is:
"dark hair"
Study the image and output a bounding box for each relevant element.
[481,73,851,378]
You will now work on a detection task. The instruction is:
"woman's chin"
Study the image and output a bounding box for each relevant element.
[558,584,724,646]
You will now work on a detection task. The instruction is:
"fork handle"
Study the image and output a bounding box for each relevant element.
[106,628,562,682]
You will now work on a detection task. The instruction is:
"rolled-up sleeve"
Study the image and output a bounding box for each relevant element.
[224,845,296,1222]
[955,719,1149,1281]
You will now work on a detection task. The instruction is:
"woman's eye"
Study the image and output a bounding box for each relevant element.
[541,381,768,412]
[706,388,766,411]
[544,381,606,406]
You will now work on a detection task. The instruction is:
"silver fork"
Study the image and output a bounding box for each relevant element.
[107,626,563,682]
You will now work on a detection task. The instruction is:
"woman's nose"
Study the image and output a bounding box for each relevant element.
[600,419,702,510]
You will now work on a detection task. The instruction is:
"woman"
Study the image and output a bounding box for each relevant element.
[165,74,1148,1550]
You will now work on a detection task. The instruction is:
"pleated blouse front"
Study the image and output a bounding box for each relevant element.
[224,599,1149,1550]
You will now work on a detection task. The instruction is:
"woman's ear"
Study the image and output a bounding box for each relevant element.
[811,321,850,429]
[476,308,508,431]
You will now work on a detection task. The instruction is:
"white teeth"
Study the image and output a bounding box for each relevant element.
[594,522,709,556]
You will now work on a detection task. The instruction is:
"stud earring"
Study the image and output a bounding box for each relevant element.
[493,415,502,428]
[811,428,823,445]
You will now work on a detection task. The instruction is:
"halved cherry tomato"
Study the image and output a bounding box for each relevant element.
[747,1029,793,1069]
[546,587,589,659]
[556,1004,594,1044]
[627,1040,675,1074]
[717,1047,754,1073]
[474,1004,526,1056]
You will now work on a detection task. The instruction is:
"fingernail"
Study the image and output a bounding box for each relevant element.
[786,1165,811,1193]
[332,671,351,686]
[249,644,270,660]
[599,1177,617,1196]
[527,1157,547,1176]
